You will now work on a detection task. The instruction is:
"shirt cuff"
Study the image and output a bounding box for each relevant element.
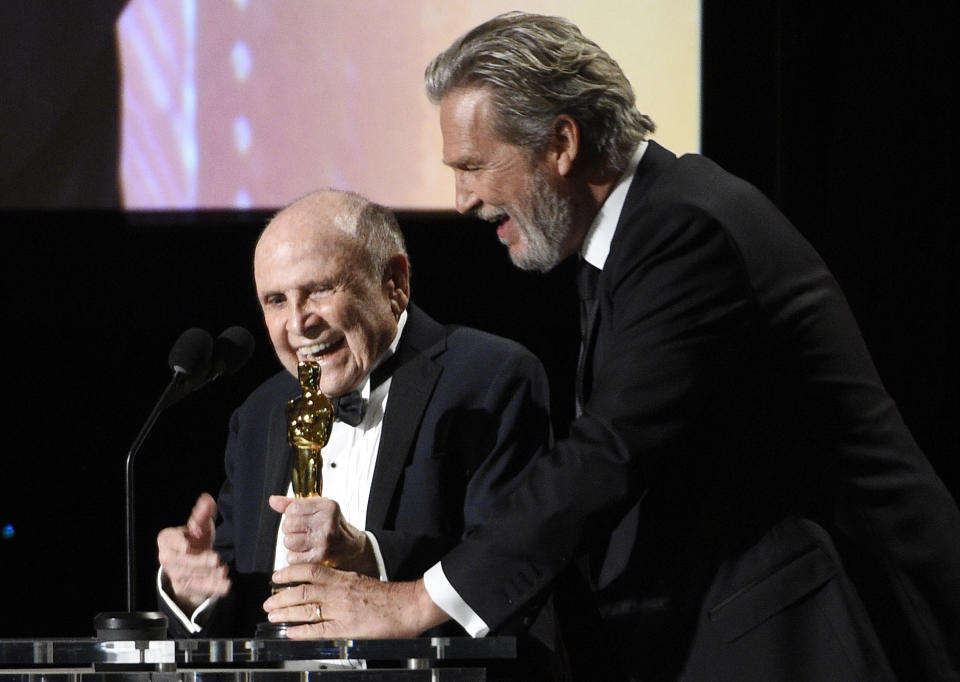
[423,561,489,637]
[363,531,389,581]
[157,567,216,634]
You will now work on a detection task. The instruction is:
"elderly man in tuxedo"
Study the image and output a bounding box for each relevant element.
[262,12,960,682]
[156,190,560,674]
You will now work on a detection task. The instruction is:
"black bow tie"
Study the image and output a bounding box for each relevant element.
[329,352,400,427]
[332,391,365,427]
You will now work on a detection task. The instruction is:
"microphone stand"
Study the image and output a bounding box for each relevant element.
[95,372,196,641]
[127,374,189,611]
[94,327,250,640]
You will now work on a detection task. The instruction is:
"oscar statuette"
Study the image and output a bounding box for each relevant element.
[287,360,334,498]
[257,360,334,638]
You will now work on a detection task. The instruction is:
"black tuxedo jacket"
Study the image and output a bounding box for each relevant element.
[167,304,554,644]
[440,142,960,680]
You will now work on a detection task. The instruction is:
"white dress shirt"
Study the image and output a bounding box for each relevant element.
[274,309,408,576]
[423,142,649,637]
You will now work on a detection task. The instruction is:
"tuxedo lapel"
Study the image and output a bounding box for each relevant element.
[581,141,678,403]
[619,140,675,218]
[365,306,445,529]
[252,399,295,571]
[586,141,676,584]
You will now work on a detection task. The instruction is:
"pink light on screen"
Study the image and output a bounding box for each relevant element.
[118,0,198,208]
[118,1,700,210]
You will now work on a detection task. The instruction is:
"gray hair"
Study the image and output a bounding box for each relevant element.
[425,11,655,173]
[334,191,408,279]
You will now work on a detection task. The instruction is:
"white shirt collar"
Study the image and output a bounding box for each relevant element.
[354,308,407,401]
[580,141,648,270]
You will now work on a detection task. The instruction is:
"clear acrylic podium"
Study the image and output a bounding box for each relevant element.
[0,636,516,680]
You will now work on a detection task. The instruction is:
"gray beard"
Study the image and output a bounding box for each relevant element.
[507,169,574,273]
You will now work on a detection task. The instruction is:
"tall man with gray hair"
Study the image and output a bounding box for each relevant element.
[265,14,960,680]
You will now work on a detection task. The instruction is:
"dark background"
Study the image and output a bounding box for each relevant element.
[0,2,956,637]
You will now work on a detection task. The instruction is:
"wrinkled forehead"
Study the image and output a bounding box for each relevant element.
[255,213,366,284]
[258,202,361,255]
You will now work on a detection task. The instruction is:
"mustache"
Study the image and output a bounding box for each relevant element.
[469,206,508,223]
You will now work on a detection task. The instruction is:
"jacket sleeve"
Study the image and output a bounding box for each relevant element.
[373,339,553,581]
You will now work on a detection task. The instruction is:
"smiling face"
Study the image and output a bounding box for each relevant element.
[440,87,579,273]
[254,195,408,397]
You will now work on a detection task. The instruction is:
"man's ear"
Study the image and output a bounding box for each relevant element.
[552,114,580,177]
[382,253,411,319]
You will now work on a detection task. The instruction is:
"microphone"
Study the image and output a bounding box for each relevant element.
[168,326,214,388]
[96,326,252,640]
[159,325,255,405]
[209,325,256,382]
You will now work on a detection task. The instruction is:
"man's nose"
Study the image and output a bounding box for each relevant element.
[454,173,480,215]
[288,301,319,337]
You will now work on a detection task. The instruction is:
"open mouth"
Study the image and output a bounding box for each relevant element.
[474,205,508,226]
[478,211,509,238]
[297,337,345,361]
[487,211,509,227]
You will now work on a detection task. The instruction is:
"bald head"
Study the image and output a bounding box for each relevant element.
[254,190,410,395]
[257,190,406,278]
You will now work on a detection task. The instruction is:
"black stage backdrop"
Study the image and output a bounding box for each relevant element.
[0,2,956,637]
